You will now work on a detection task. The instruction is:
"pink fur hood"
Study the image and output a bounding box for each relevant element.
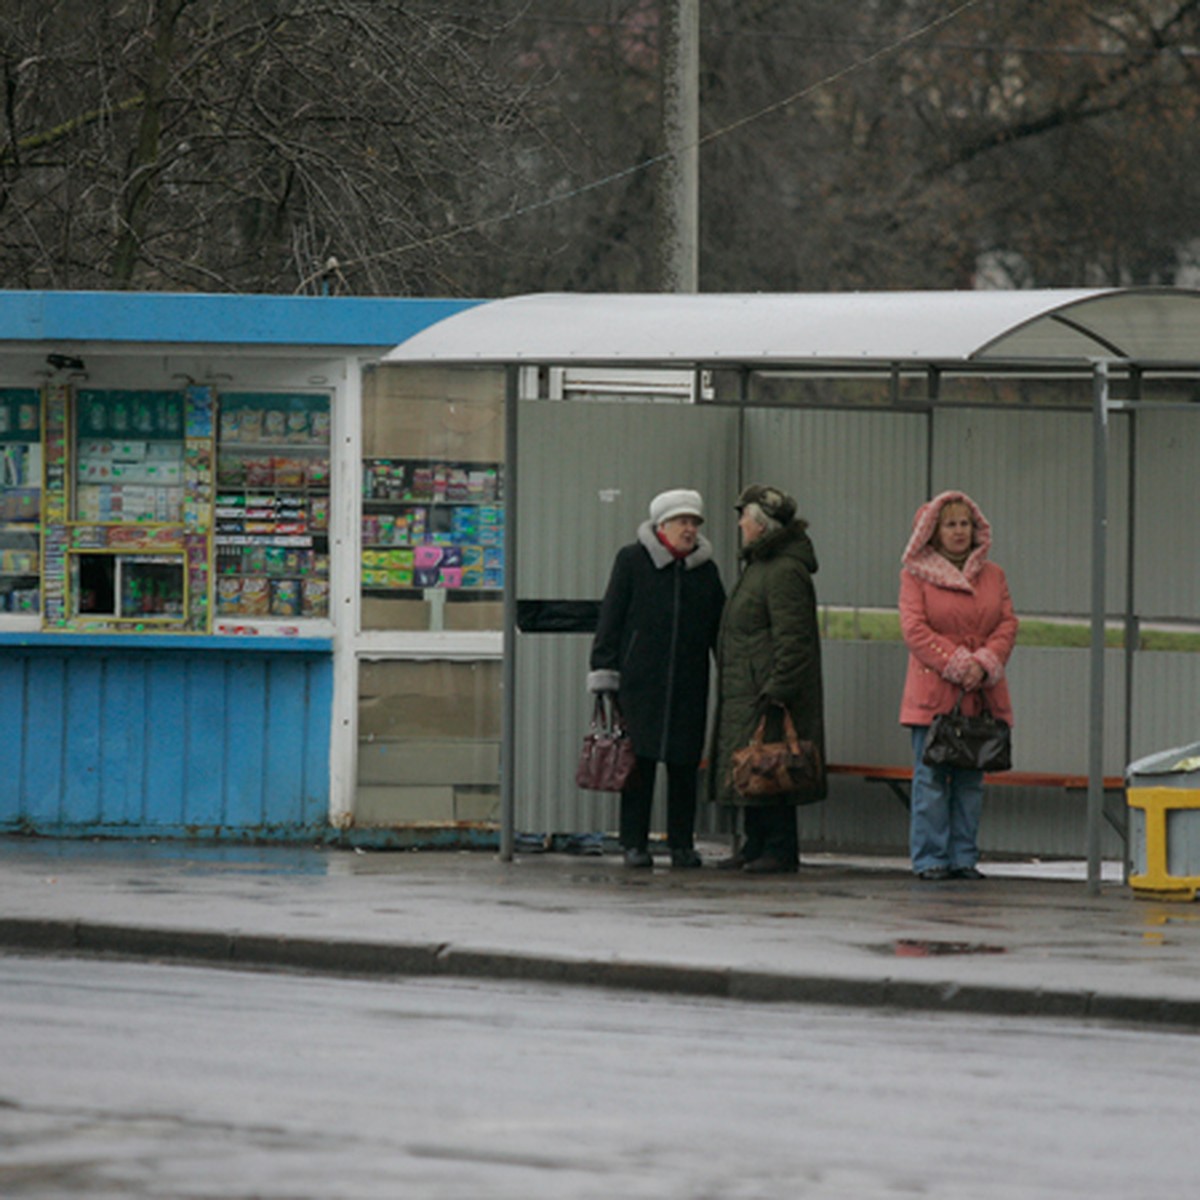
[902,490,992,591]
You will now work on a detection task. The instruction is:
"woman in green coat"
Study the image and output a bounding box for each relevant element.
[708,484,827,873]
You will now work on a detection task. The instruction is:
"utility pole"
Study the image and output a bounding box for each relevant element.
[658,0,699,293]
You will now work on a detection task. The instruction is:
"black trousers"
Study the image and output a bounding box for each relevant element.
[620,757,698,852]
[741,803,799,867]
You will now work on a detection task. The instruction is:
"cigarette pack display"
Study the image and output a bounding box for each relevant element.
[213,392,331,625]
[270,578,300,616]
[303,578,329,617]
[241,577,270,615]
[217,577,242,614]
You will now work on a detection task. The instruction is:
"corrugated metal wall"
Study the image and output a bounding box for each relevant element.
[0,646,331,837]
[515,399,741,597]
[514,399,738,835]
[513,394,1198,858]
[1136,409,1200,621]
[932,407,1130,615]
[741,407,927,607]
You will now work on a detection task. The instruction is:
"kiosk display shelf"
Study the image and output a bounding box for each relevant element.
[214,393,331,619]
[0,388,42,614]
[361,458,504,593]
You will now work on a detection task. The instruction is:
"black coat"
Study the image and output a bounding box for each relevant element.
[590,523,725,765]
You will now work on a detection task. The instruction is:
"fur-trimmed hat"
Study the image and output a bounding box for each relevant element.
[649,488,704,526]
[736,483,796,525]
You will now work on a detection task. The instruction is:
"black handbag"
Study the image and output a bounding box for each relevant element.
[922,690,1012,773]
[575,694,637,791]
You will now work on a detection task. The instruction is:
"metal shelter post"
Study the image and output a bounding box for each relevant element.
[500,366,520,862]
[1087,361,1110,895]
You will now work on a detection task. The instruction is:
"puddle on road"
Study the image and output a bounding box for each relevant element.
[889,938,1008,957]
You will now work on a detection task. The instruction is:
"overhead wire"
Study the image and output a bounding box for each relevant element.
[299,0,986,286]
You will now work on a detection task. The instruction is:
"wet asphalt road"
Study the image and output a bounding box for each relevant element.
[1,955,1196,1200]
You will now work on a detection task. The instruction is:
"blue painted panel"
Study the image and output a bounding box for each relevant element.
[300,659,333,828]
[23,656,65,824]
[261,656,306,827]
[101,655,149,825]
[62,657,104,826]
[0,646,332,839]
[0,632,333,652]
[0,657,27,816]
[224,656,269,828]
[145,657,188,823]
[0,290,482,349]
[183,657,230,828]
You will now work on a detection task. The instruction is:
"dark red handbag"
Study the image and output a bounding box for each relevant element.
[575,694,637,792]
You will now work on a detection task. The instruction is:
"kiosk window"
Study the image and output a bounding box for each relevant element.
[72,553,185,619]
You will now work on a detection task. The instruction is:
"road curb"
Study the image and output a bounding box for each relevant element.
[3,916,1199,1028]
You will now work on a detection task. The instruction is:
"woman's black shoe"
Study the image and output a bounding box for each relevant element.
[917,867,950,881]
[670,848,703,869]
[714,853,747,870]
[623,847,653,868]
[742,855,799,875]
[950,865,984,880]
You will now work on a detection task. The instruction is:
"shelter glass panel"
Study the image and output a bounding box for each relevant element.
[935,375,1092,407]
[361,365,506,632]
[356,658,500,825]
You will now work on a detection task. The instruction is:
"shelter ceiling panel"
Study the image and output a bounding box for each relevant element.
[515,399,739,599]
[931,408,1129,617]
[743,407,927,608]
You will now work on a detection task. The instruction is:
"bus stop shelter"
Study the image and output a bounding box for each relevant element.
[386,288,1200,892]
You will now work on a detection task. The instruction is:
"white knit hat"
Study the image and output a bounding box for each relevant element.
[649,488,704,526]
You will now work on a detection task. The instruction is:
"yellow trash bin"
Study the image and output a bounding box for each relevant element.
[1127,743,1200,901]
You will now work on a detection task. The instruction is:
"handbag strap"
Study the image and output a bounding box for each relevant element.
[751,701,802,752]
[950,686,995,718]
[591,692,628,735]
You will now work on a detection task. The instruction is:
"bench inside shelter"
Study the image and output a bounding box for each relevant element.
[826,762,1129,843]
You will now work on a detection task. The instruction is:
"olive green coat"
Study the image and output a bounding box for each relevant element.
[708,521,828,807]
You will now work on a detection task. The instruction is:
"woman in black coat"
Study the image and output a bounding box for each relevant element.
[589,489,726,868]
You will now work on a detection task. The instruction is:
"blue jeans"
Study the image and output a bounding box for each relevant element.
[909,725,984,873]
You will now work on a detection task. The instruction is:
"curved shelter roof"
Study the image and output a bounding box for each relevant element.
[385,286,1200,368]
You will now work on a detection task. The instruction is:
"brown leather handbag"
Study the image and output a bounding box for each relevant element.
[730,703,821,799]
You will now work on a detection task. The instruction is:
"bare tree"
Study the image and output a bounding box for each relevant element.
[0,0,548,293]
[698,0,1200,289]
[4,1,1200,296]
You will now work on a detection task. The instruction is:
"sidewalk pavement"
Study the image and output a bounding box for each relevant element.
[3,835,1199,1028]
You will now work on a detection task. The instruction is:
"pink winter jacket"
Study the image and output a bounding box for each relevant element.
[898,490,1018,727]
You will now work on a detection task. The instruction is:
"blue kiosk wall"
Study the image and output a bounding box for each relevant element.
[0,290,479,842]
[0,635,331,840]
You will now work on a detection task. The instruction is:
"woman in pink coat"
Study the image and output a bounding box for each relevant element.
[899,491,1018,881]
